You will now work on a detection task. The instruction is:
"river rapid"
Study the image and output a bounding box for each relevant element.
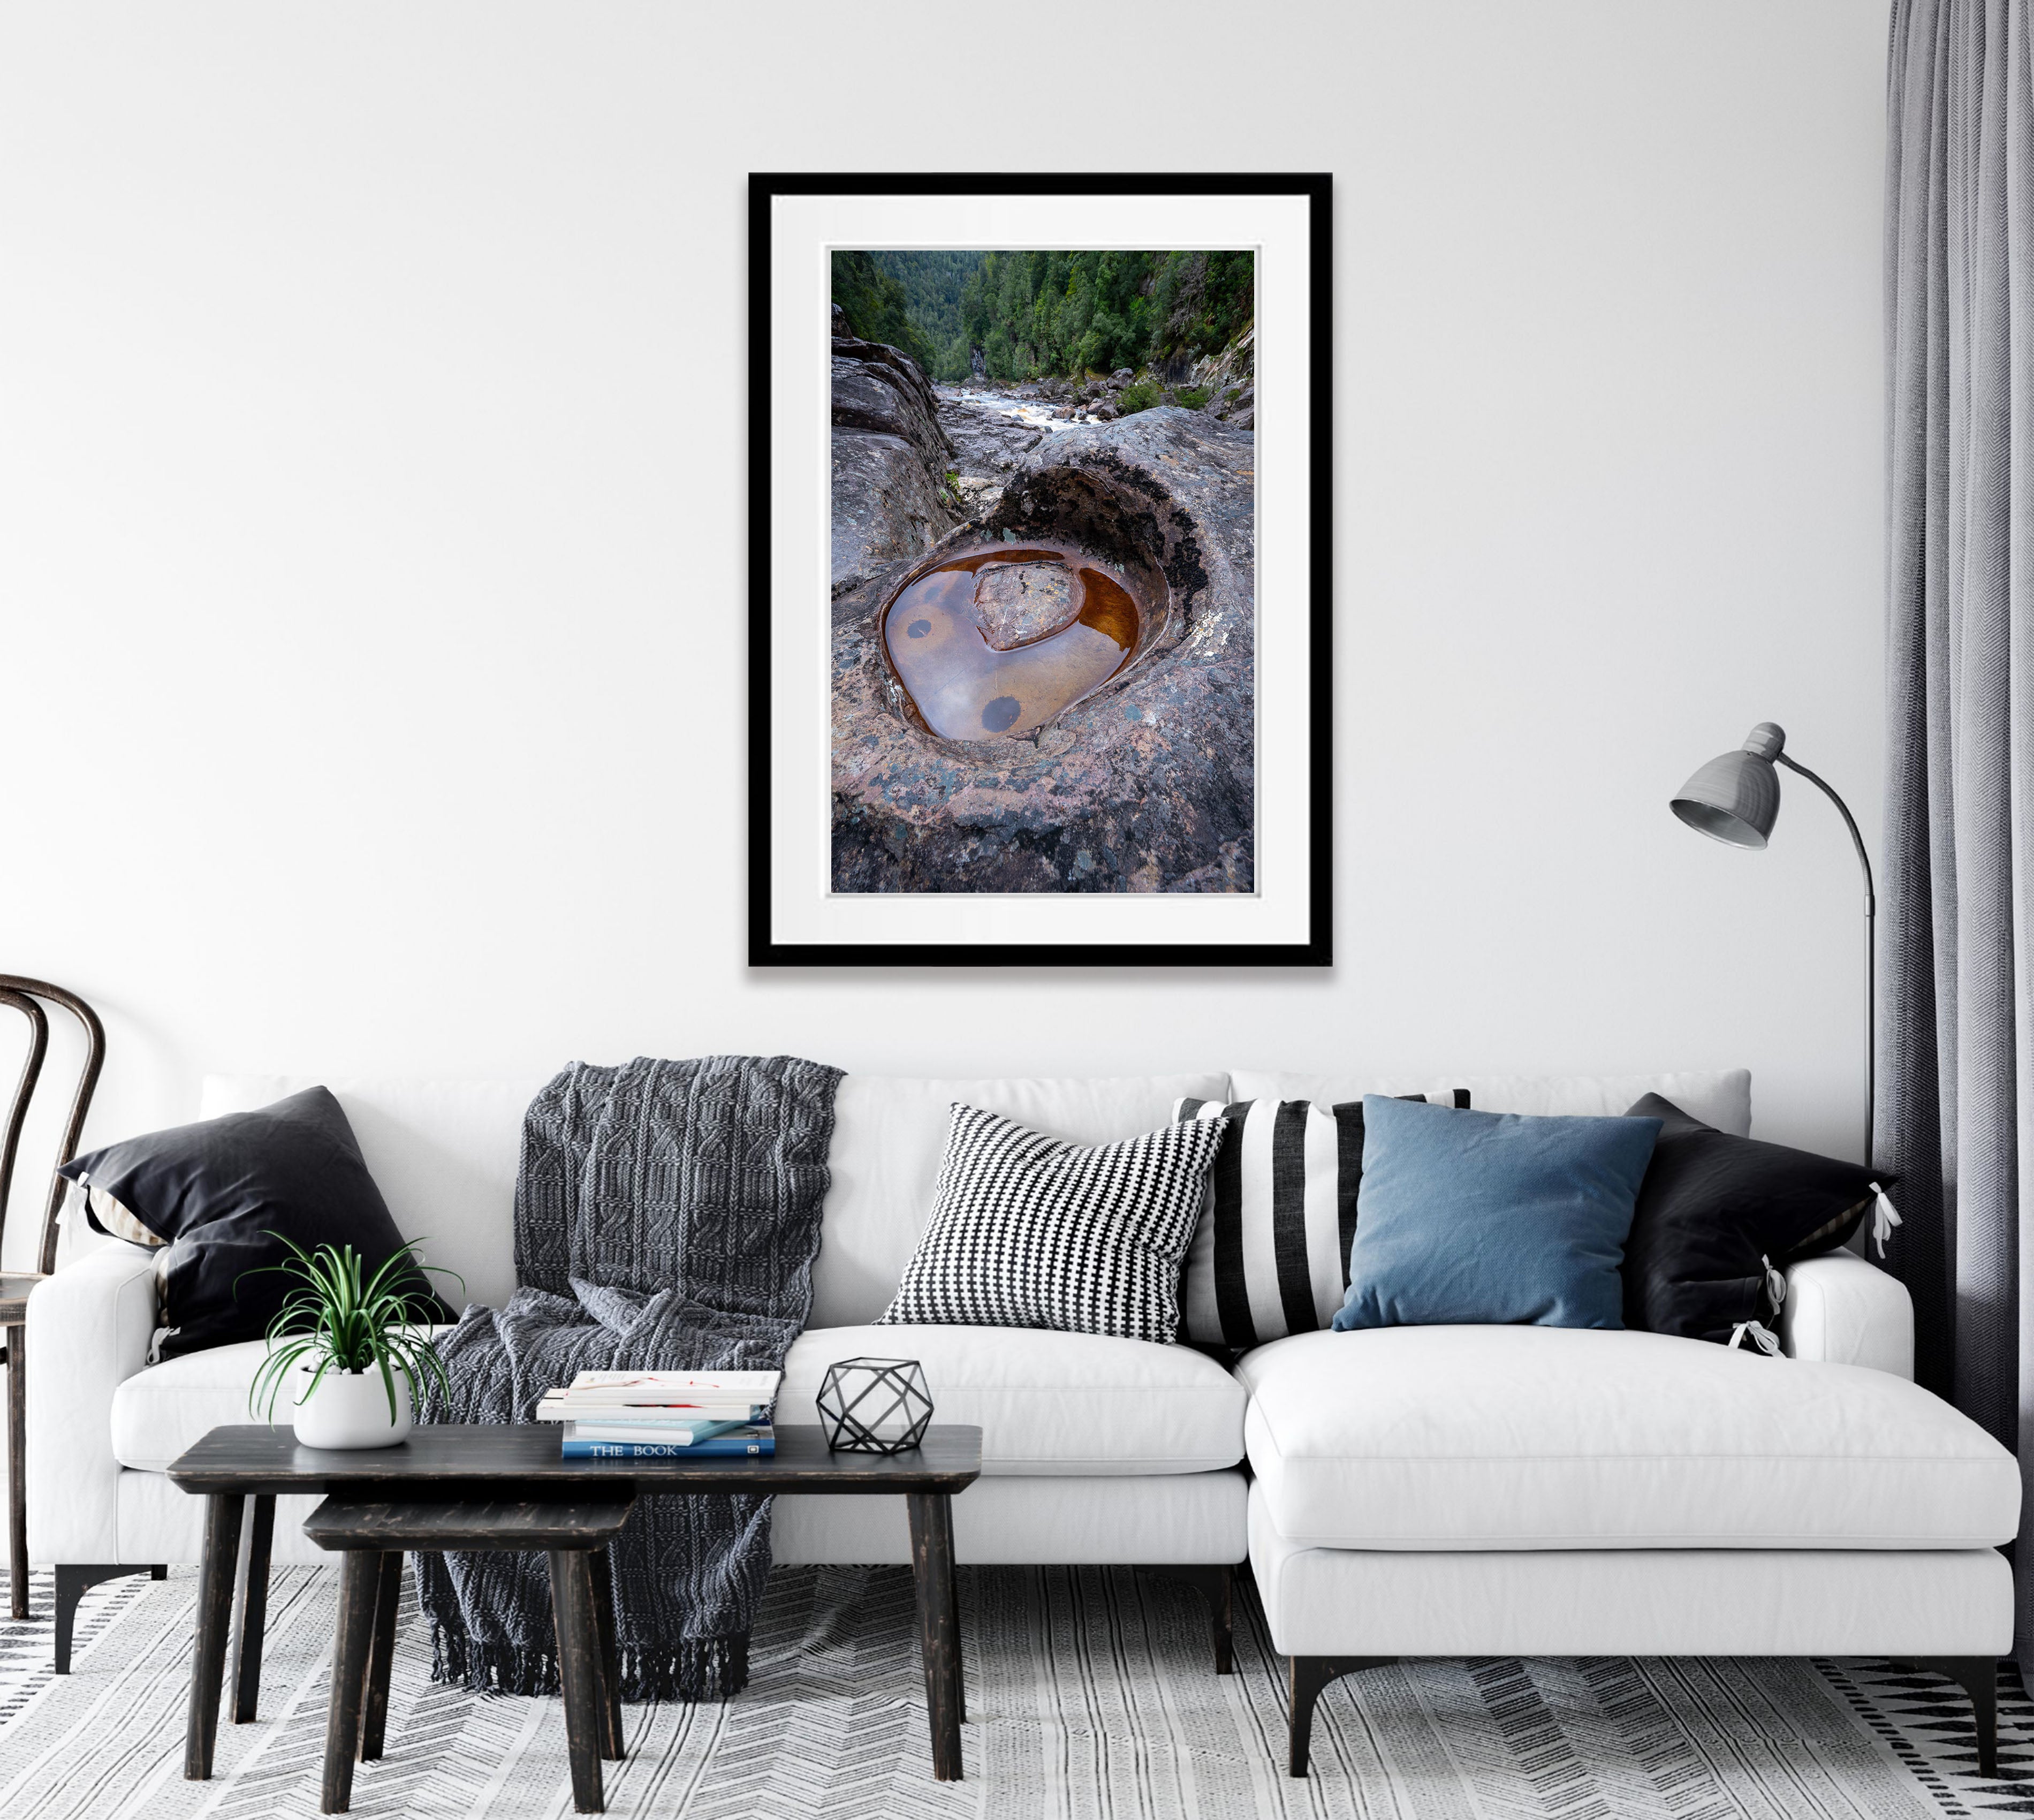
[942,386,1110,431]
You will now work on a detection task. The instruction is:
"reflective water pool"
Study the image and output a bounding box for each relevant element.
[882,545,1141,740]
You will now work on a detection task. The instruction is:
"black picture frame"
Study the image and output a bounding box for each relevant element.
[750,171,1331,967]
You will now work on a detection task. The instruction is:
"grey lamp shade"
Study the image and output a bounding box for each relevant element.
[1670,722,1785,848]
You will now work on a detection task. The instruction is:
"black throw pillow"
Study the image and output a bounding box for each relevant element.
[1620,1092,1893,1348]
[59,1086,452,1359]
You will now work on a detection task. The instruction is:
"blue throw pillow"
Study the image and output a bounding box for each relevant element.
[1331,1096,1663,1332]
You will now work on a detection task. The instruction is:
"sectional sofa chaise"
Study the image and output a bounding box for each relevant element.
[25,1067,2018,1774]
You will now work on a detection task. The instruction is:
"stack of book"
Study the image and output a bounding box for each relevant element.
[537,1369,780,1458]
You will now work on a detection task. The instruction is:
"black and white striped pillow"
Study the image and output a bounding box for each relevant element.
[877,1103,1231,1343]
[1172,1091,1470,1349]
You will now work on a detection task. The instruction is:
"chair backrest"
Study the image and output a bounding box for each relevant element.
[0,977,105,1276]
[0,989,49,1272]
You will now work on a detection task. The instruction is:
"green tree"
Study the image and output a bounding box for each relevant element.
[1076,308,1124,375]
[837,246,1250,384]
[959,263,990,345]
[869,250,985,350]
[985,323,1016,382]
[935,333,973,383]
[997,255,1032,336]
[830,251,934,373]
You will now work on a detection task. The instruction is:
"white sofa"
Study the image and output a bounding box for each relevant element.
[1229,1067,2017,1777]
[29,1070,1251,1670]
[24,1065,2016,1774]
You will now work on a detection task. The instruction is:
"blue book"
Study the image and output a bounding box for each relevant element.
[560,1435,775,1459]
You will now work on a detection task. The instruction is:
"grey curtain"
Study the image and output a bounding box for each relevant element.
[1883,0,2034,1657]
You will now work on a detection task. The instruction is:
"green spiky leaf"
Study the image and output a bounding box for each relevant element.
[240,1236,465,1424]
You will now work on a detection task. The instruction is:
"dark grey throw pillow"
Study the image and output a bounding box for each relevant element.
[1620,1093,1892,1349]
[59,1086,452,1359]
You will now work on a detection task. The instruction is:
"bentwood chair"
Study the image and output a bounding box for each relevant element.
[0,977,104,1620]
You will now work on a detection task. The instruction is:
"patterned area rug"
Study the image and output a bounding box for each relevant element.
[0,1563,2028,1818]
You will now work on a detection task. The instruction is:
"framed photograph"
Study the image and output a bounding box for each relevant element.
[750,172,1330,966]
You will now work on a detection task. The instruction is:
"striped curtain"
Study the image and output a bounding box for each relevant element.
[1882,0,2034,1659]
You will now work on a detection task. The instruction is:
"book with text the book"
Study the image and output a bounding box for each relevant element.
[560,1431,775,1459]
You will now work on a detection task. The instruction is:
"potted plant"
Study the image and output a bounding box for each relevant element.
[244,1237,462,1450]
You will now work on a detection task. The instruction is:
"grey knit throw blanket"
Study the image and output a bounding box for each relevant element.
[415,1053,842,1701]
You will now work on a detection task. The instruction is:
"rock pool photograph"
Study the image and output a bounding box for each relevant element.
[829,249,1257,896]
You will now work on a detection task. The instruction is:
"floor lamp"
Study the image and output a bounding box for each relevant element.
[1669,721,1876,1169]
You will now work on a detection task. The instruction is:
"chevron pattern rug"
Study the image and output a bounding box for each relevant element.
[0,1562,2028,1818]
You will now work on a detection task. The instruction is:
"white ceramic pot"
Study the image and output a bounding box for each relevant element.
[290,1361,414,1450]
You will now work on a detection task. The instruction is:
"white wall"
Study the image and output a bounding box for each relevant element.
[0,1,1890,1265]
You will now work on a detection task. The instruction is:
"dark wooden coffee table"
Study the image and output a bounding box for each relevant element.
[167,1423,982,1796]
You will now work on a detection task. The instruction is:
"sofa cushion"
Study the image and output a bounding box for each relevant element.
[1239,1326,2020,1549]
[112,1322,460,1472]
[780,1325,1246,1475]
[112,1338,279,1471]
[113,1321,1248,1478]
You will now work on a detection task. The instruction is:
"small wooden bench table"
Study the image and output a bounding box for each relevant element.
[303,1493,633,1813]
[166,1423,983,1809]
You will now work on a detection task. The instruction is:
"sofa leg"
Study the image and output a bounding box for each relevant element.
[1288,1656,1396,1777]
[1904,1657,2000,1778]
[1135,1565,1235,1674]
[54,1564,156,1673]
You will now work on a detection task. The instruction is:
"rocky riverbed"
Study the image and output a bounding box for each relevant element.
[829,315,1255,894]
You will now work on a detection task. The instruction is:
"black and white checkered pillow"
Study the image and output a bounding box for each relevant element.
[876,1103,1230,1342]
[1173,1090,1470,1349]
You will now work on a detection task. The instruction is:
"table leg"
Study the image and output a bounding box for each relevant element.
[7,1323,27,1620]
[906,1491,963,1780]
[548,1550,606,1814]
[230,1495,276,1722]
[360,1552,403,1762]
[320,1551,381,1813]
[947,1537,964,1724]
[185,1492,244,1780]
[588,1544,625,1760]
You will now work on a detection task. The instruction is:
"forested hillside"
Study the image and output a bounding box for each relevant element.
[871,252,983,358]
[832,249,1253,385]
[830,251,937,375]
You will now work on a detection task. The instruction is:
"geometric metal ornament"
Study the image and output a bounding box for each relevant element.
[815,1356,933,1455]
